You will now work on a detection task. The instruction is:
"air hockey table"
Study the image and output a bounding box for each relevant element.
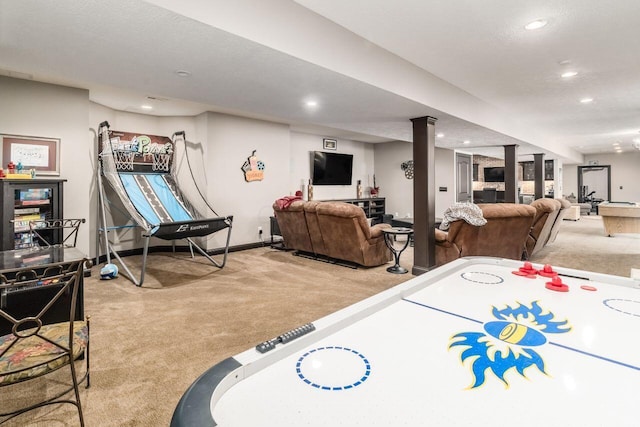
[171,257,640,426]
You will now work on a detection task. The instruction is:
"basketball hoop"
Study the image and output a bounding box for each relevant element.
[152,152,171,171]
[114,150,135,171]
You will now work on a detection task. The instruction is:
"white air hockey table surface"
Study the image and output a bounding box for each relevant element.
[171,257,640,426]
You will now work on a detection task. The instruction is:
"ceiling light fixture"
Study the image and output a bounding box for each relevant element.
[525,19,548,30]
[141,105,153,110]
[436,133,444,138]
[305,100,318,107]
[463,140,470,144]
[580,97,594,104]
[561,71,578,78]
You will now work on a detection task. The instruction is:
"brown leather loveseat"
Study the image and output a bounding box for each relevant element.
[435,203,536,267]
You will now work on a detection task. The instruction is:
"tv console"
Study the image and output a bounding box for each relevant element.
[326,197,385,221]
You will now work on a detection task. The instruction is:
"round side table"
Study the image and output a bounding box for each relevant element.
[381,227,414,274]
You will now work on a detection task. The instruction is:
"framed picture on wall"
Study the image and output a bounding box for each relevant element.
[323,138,337,150]
[0,134,60,176]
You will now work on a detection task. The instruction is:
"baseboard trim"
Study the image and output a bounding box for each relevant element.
[94,241,266,266]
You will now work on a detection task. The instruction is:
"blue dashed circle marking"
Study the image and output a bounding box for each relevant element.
[296,346,371,391]
[603,298,640,318]
[461,271,505,284]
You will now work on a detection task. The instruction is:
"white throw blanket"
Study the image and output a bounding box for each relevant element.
[439,202,487,231]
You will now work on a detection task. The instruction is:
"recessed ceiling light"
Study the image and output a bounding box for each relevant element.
[175,70,192,77]
[525,19,548,30]
[561,71,578,78]
[141,105,153,110]
[305,100,318,107]
[580,97,594,104]
[436,133,444,138]
[463,140,471,144]
[612,142,620,146]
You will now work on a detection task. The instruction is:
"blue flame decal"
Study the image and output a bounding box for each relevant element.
[449,301,571,388]
[450,332,546,388]
[491,301,571,334]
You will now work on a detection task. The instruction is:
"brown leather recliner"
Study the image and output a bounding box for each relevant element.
[272,200,315,254]
[303,201,327,256]
[546,198,572,245]
[435,203,536,267]
[315,201,392,267]
[526,198,561,258]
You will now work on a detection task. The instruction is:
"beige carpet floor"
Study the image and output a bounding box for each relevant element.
[529,214,640,277]
[3,215,638,426]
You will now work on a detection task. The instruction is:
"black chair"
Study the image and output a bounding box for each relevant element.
[0,259,90,426]
[482,188,498,203]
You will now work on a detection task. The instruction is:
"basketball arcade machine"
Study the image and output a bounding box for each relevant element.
[96,122,233,286]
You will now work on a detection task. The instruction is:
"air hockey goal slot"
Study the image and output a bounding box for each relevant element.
[256,323,316,353]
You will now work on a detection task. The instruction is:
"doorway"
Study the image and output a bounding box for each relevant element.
[456,153,472,202]
[577,165,611,209]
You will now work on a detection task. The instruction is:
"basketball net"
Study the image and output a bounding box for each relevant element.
[152,153,171,172]
[114,150,135,171]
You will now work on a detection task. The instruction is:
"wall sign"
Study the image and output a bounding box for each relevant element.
[241,150,265,182]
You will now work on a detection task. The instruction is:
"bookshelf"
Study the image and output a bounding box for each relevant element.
[0,179,66,250]
[328,197,386,220]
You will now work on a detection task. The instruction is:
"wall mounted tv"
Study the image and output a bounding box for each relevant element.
[484,166,505,182]
[312,151,353,185]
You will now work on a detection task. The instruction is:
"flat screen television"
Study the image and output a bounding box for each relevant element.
[484,166,505,182]
[312,151,353,185]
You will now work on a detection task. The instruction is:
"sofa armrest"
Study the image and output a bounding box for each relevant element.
[435,228,449,243]
[370,223,391,238]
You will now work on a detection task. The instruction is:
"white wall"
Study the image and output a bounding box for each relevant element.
[562,152,640,202]
[204,112,291,249]
[374,141,455,220]
[0,76,92,255]
[584,153,640,202]
[289,132,375,201]
[562,164,578,199]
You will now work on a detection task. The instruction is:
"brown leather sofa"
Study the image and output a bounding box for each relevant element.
[273,200,391,267]
[526,198,562,258]
[435,203,536,267]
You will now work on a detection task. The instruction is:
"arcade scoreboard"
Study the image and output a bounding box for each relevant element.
[172,257,640,426]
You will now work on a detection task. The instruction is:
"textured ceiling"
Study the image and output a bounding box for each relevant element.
[296,0,640,156]
[1,0,638,162]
